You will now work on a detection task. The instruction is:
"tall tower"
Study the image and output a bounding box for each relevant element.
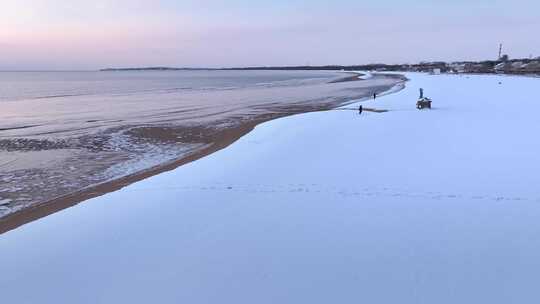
[498,43,503,60]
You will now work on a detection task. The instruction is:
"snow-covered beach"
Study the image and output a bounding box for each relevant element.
[1,73,540,303]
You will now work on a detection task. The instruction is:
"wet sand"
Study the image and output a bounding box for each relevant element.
[0,72,406,234]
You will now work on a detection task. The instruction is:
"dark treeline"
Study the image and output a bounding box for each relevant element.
[222,64,404,71]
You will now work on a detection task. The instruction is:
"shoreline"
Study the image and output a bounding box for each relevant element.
[0,118,262,235]
[0,72,407,234]
[3,72,540,303]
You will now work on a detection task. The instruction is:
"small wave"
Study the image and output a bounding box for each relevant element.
[0,125,39,132]
[32,93,90,100]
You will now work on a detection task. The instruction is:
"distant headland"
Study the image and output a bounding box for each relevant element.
[100,67,214,71]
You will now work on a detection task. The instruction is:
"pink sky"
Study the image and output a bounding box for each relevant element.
[1,0,539,70]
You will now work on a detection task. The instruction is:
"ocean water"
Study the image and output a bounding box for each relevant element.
[0,70,339,102]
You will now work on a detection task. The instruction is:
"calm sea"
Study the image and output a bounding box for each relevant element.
[0,70,339,102]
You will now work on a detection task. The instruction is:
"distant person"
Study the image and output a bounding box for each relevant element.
[358,105,363,115]
[373,92,377,99]
[419,88,424,99]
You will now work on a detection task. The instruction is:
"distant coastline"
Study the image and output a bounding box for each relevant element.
[101,57,540,75]
[100,65,396,72]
